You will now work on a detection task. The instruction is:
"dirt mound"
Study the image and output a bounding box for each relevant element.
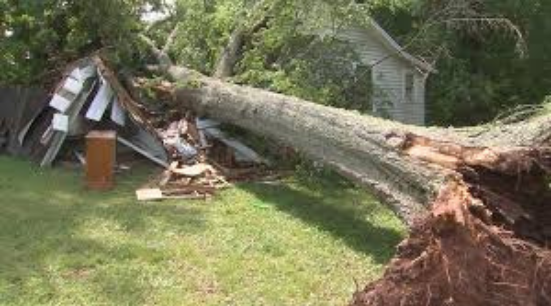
[351,175,551,306]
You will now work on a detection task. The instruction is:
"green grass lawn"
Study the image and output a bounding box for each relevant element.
[0,156,405,306]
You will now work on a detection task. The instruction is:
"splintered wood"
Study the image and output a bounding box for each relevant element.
[136,113,265,201]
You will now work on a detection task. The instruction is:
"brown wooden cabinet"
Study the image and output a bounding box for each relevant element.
[85,130,116,190]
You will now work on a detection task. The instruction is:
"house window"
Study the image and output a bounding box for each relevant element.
[404,72,415,103]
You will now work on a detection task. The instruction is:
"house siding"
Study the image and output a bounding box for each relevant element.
[330,26,427,126]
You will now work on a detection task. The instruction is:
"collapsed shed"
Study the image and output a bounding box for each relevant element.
[1,56,270,199]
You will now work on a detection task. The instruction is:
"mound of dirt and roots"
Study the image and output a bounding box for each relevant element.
[351,147,551,306]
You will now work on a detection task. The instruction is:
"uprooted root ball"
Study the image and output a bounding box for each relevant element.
[351,179,551,306]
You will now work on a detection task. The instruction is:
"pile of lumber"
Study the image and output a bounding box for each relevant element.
[136,113,268,201]
[136,113,267,201]
[0,56,270,201]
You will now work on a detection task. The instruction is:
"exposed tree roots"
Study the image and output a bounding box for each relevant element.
[352,136,551,306]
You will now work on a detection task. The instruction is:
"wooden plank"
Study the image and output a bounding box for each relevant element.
[136,188,209,201]
[74,151,86,165]
[136,188,164,201]
[163,185,216,195]
[162,194,210,200]
[171,163,214,177]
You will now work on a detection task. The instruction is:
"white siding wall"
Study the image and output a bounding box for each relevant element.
[334,27,426,125]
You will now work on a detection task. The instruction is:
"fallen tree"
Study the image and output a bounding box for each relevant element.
[138,39,551,305]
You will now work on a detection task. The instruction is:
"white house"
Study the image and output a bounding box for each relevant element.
[321,20,435,125]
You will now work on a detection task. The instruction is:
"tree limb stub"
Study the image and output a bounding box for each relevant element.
[162,24,180,55]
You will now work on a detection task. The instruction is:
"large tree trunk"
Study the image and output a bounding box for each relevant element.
[140,42,551,305]
[169,65,550,218]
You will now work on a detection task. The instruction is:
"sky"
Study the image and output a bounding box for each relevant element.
[141,0,176,23]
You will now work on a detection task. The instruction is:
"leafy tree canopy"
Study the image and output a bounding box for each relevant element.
[0,0,164,84]
[2,0,551,126]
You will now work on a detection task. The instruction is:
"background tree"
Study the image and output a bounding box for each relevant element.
[4,0,551,127]
[0,0,164,84]
[147,0,375,112]
[370,0,551,126]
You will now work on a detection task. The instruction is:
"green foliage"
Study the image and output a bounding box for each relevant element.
[0,0,162,84]
[5,0,551,126]
[166,0,374,112]
[237,36,373,111]
[163,0,243,74]
[371,0,551,126]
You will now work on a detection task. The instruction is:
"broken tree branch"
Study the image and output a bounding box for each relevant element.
[162,24,180,55]
[213,0,274,78]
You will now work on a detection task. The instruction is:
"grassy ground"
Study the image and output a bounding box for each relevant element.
[0,156,405,306]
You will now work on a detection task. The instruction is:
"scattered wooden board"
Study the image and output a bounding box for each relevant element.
[171,163,214,177]
[136,188,164,201]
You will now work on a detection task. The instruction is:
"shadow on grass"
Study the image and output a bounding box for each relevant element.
[0,157,206,305]
[0,156,404,305]
[241,180,405,264]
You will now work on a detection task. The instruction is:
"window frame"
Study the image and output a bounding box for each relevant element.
[403,70,416,103]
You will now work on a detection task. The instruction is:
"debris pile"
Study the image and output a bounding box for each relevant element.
[2,56,170,169]
[137,115,269,201]
[0,56,269,199]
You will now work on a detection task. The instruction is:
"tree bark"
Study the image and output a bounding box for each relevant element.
[140,40,551,306]
[162,25,180,55]
[213,28,246,79]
